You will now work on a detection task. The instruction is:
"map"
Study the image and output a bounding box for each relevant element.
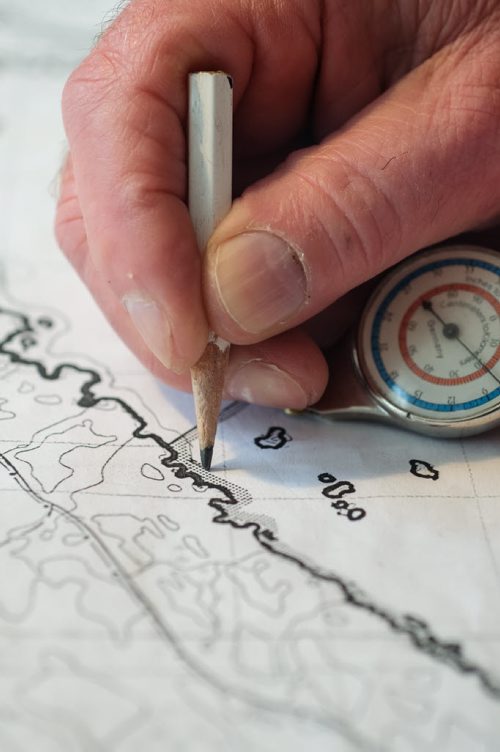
[1,286,500,751]
[1,2,500,750]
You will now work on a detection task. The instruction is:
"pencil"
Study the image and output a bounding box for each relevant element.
[188,71,233,471]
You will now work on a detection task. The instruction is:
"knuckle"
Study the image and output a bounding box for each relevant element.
[54,209,88,268]
[54,158,87,262]
[437,52,500,154]
[118,169,168,213]
[62,52,119,136]
[62,2,160,134]
[288,151,402,284]
[62,2,179,148]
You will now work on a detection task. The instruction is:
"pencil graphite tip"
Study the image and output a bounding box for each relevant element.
[200,446,214,471]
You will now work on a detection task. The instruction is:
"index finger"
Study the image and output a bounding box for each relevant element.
[60,0,322,372]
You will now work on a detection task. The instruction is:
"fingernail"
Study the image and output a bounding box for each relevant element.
[226,360,309,408]
[123,293,183,373]
[213,232,308,334]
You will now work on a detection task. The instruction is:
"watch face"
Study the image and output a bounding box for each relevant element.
[358,245,500,428]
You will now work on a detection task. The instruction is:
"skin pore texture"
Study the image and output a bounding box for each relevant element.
[56,0,500,408]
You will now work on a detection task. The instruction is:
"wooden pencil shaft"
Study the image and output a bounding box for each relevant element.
[188,72,233,465]
[188,72,233,251]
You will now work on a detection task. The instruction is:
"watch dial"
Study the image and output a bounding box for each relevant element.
[358,246,500,424]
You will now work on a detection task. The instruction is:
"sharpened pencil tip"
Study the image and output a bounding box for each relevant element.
[200,446,214,471]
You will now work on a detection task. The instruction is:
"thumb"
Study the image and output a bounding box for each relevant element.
[204,44,500,344]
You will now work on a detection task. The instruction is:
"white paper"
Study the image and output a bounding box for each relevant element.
[1,3,500,750]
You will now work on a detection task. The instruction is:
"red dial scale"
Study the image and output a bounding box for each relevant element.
[311,245,500,438]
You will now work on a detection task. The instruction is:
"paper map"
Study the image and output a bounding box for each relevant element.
[1,2,500,750]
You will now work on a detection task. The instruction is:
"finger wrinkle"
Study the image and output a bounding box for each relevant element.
[414,0,498,52]
[62,53,123,137]
[284,164,365,290]
[114,171,185,214]
[124,85,186,162]
[55,192,80,212]
[423,56,500,148]
[55,218,88,265]
[296,147,403,269]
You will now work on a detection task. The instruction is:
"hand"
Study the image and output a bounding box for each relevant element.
[56,0,500,409]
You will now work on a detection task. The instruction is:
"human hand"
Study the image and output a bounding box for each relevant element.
[56,0,500,409]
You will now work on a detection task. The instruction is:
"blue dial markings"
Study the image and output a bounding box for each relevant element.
[371,257,500,412]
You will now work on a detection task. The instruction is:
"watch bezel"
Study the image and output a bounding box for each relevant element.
[354,245,500,438]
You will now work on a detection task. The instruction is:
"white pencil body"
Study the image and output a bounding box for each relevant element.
[189,72,232,255]
[188,72,233,469]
